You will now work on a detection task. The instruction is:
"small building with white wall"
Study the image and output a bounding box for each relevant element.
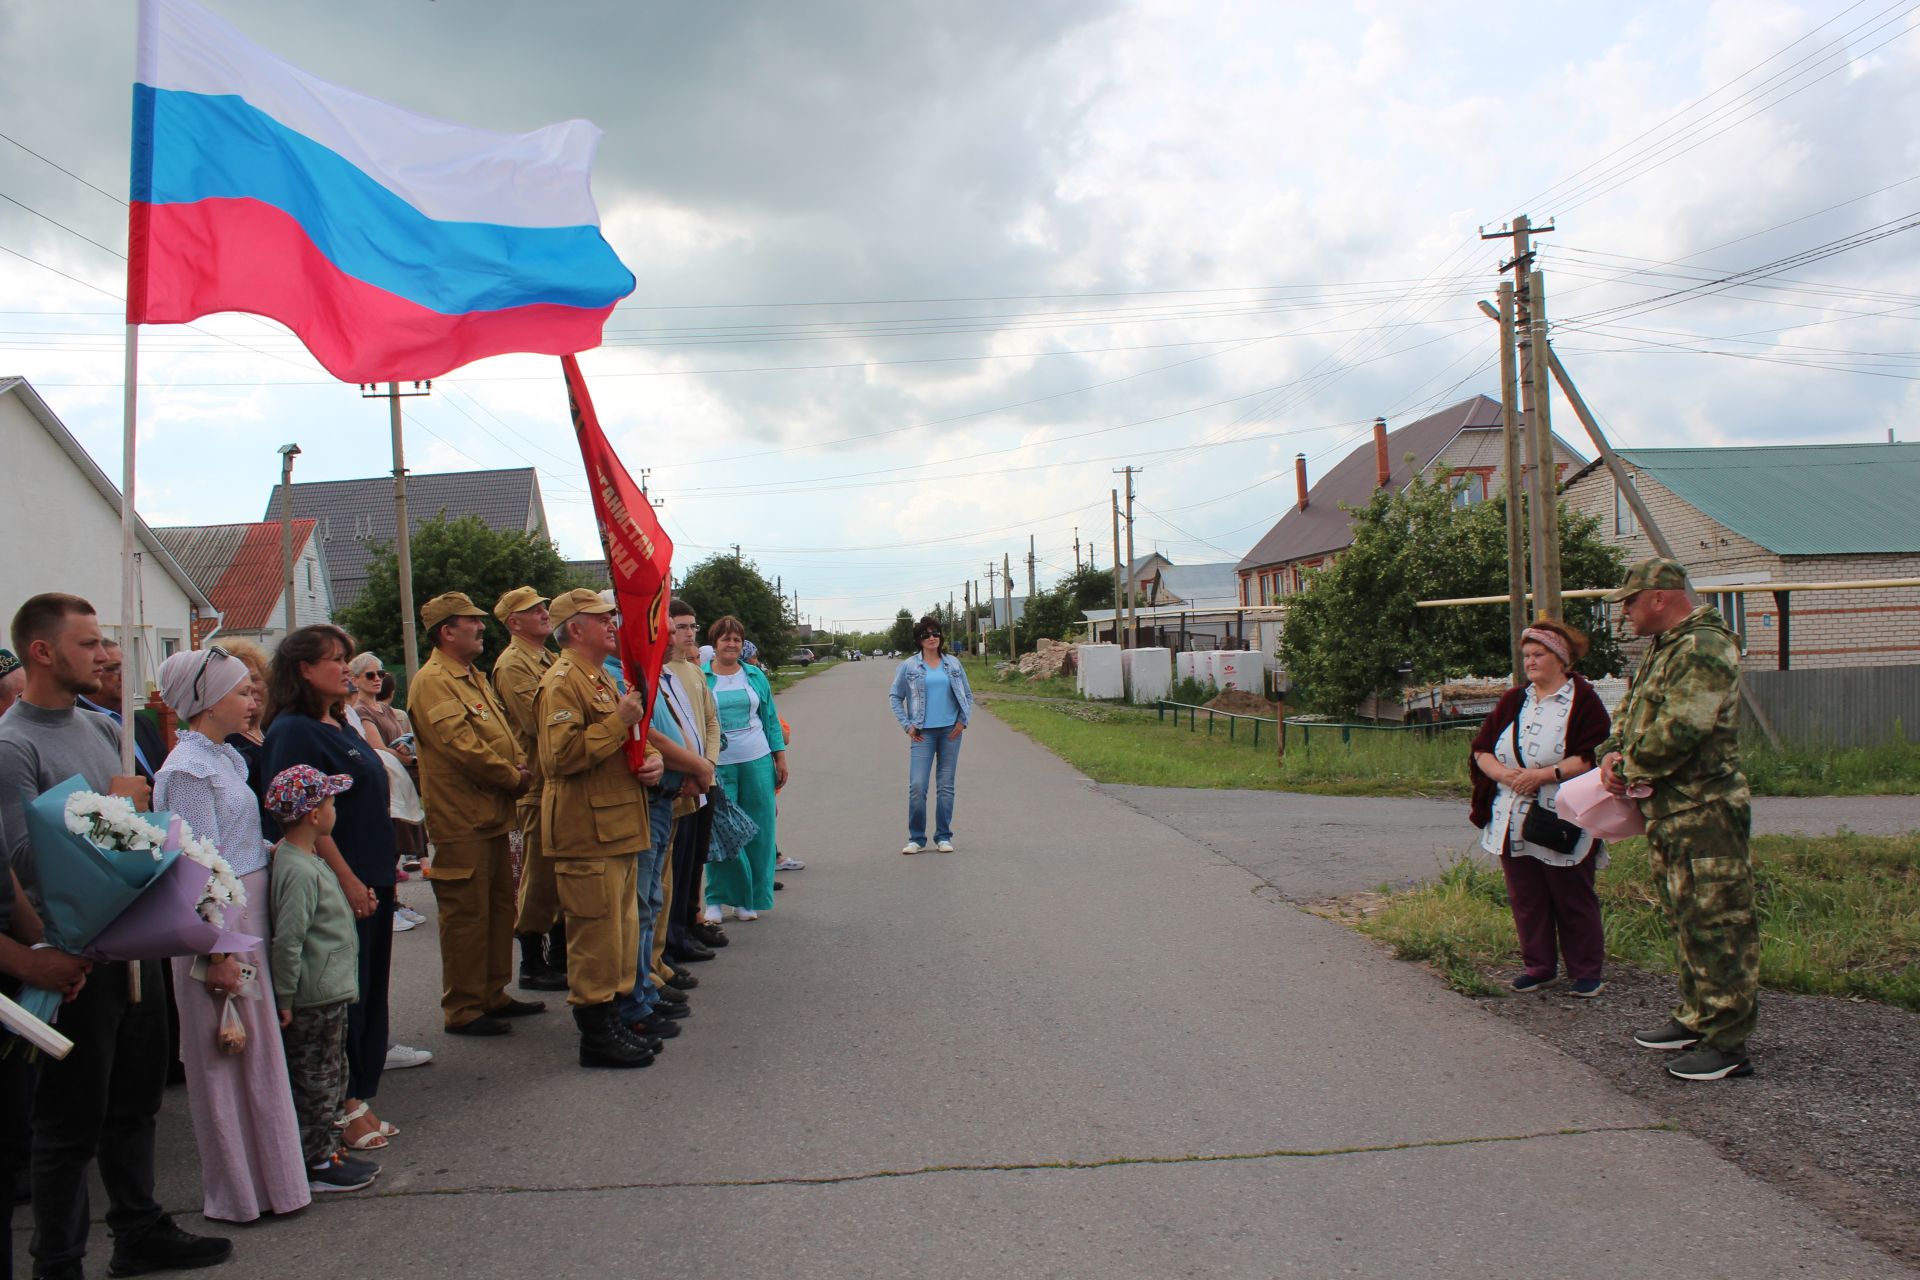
[0,377,217,692]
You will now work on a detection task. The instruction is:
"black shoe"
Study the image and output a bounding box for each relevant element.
[108,1214,232,1275]
[489,997,548,1018]
[629,1014,682,1039]
[548,921,569,975]
[516,933,569,991]
[576,1004,652,1069]
[1632,1018,1701,1051]
[619,1021,665,1053]
[1667,1046,1753,1081]
[691,922,729,949]
[666,939,715,964]
[652,984,689,1007]
[666,969,698,991]
[447,1014,511,1037]
[774,880,785,891]
[652,1000,691,1021]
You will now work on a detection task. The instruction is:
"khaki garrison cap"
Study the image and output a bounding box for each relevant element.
[550,587,616,627]
[421,591,488,630]
[493,585,549,622]
[1605,556,1691,603]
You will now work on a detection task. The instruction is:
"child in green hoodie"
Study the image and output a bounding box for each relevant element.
[266,764,379,1194]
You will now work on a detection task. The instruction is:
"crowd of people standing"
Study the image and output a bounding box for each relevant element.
[0,583,794,1277]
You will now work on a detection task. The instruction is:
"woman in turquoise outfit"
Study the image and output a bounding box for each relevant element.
[701,615,788,921]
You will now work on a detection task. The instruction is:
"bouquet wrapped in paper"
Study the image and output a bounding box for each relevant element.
[1555,768,1651,842]
[15,776,260,1026]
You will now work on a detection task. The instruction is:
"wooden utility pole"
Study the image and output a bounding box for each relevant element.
[1027,534,1037,600]
[361,380,432,686]
[1528,269,1563,620]
[1482,215,1558,622]
[277,443,301,636]
[1074,528,1081,571]
[1115,466,1140,647]
[1495,283,1526,683]
[1004,552,1017,660]
[1109,490,1124,645]
[963,581,972,654]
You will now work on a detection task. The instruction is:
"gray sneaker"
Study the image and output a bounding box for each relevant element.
[1632,1018,1701,1051]
[1667,1046,1753,1081]
[309,1151,378,1193]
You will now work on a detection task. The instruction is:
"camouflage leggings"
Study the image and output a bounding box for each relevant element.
[281,1002,350,1167]
[1646,799,1760,1052]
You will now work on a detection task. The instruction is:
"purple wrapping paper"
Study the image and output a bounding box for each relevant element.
[81,854,261,962]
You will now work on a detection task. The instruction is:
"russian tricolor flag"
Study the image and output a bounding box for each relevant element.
[127,0,635,383]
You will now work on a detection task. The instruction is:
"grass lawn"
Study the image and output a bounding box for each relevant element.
[1346,832,1920,1010]
[984,697,1472,796]
[960,654,1081,702]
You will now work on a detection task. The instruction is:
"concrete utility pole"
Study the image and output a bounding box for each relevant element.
[1074,528,1081,571]
[963,581,972,653]
[361,380,432,687]
[1003,552,1017,660]
[277,442,301,636]
[731,543,742,561]
[1114,466,1140,648]
[1109,490,1123,646]
[1027,534,1037,600]
[1481,215,1559,623]
[1494,283,1526,684]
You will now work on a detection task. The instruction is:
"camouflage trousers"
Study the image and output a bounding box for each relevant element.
[1646,798,1760,1052]
[281,1002,350,1167]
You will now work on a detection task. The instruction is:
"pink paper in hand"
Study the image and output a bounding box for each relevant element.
[1555,768,1647,841]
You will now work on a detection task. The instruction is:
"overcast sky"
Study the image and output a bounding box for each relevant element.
[3,0,1917,631]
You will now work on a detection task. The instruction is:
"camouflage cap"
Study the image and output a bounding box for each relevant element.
[492,585,548,622]
[550,587,616,626]
[1606,556,1691,602]
[421,591,487,630]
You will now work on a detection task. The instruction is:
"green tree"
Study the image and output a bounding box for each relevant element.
[676,554,793,663]
[887,608,916,653]
[1278,475,1626,716]
[338,513,587,674]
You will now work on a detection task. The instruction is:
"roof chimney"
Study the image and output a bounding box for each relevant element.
[1373,417,1390,489]
[1295,453,1309,511]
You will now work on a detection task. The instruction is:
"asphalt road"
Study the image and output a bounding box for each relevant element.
[24,660,1909,1278]
[1102,784,1919,900]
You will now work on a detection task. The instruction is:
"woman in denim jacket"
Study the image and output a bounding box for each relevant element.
[887,616,973,854]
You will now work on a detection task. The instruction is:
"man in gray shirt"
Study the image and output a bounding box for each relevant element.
[0,593,230,1279]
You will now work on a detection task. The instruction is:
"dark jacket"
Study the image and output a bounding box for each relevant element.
[1468,675,1611,829]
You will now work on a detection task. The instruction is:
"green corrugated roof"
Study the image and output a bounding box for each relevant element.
[1616,442,1920,556]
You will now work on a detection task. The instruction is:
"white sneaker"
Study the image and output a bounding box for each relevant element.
[384,1044,433,1071]
[735,907,759,922]
[776,856,806,871]
[397,906,426,925]
[391,913,417,933]
[700,904,722,926]
[935,840,955,853]
[902,842,924,855]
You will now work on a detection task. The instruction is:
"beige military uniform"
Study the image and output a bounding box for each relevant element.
[492,633,557,934]
[411,646,525,1028]
[537,650,650,1007]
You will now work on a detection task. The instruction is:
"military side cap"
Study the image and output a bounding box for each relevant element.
[550,587,615,626]
[0,648,19,679]
[1606,556,1691,602]
[421,591,488,630]
[493,585,549,622]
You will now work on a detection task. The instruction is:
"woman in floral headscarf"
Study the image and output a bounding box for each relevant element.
[154,647,310,1221]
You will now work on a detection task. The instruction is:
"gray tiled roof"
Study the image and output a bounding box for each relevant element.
[263,467,545,609]
[1238,395,1502,571]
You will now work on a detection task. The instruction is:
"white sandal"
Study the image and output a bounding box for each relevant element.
[335,1101,398,1144]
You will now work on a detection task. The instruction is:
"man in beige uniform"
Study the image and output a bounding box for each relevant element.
[490,585,567,993]
[410,591,543,1036]
[537,588,663,1069]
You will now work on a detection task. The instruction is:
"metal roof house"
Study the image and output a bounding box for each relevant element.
[262,467,548,611]
[154,520,334,650]
[1235,395,1586,605]
[1564,441,1920,670]
[1143,562,1240,608]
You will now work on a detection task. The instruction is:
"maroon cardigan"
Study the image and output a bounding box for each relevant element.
[1467,675,1611,830]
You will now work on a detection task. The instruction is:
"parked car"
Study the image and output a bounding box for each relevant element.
[792,647,816,666]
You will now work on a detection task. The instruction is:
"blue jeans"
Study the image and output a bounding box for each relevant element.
[907,726,964,844]
[617,790,676,1023]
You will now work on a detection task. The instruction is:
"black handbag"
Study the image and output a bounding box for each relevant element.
[1509,716,1586,855]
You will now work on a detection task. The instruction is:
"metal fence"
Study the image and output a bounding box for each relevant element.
[1742,665,1920,746]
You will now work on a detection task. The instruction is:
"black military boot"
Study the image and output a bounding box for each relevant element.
[516,932,567,992]
[547,921,569,976]
[575,1004,652,1069]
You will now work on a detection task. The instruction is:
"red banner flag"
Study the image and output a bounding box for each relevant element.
[562,355,673,775]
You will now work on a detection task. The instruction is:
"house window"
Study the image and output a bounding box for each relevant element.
[1240,577,1250,606]
[161,637,179,658]
[1706,590,1747,653]
[306,562,315,592]
[1615,481,1640,537]
[1449,472,1486,508]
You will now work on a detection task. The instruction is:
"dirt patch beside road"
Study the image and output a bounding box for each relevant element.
[1449,960,1917,1268]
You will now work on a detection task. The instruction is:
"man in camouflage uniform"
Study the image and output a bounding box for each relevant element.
[1598,557,1759,1081]
[490,585,567,992]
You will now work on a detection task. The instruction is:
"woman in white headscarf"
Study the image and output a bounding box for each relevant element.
[154,647,311,1221]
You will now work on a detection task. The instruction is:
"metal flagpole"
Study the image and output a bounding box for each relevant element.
[119,324,140,775]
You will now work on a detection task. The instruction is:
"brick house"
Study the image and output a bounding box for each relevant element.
[1235,395,1586,605]
[1562,442,1920,670]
